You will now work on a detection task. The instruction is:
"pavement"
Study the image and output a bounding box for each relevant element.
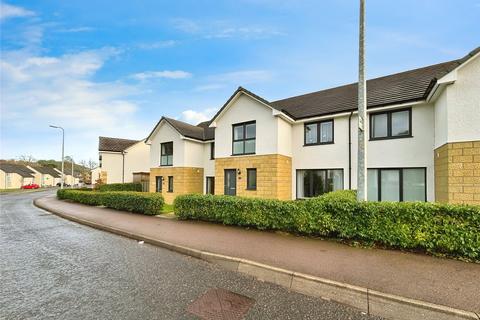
[1,190,380,320]
[34,194,480,315]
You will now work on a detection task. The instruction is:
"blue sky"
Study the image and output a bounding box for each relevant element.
[1,0,479,163]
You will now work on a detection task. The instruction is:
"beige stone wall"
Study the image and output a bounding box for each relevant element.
[434,140,480,205]
[149,167,203,204]
[215,154,292,200]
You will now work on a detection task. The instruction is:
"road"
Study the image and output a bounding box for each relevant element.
[0,190,381,320]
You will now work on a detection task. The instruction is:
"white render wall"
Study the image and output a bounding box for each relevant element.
[202,142,215,193]
[123,140,150,180]
[291,104,436,201]
[149,122,185,168]
[100,152,124,183]
[214,94,291,158]
[434,54,480,148]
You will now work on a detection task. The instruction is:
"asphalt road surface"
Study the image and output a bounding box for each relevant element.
[0,190,382,320]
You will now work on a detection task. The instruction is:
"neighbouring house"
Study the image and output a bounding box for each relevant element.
[145,47,479,205]
[145,117,214,203]
[90,166,102,185]
[27,166,61,187]
[53,168,80,186]
[97,137,150,184]
[0,163,36,189]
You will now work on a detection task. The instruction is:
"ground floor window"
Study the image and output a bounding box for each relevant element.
[206,176,215,195]
[246,168,257,190]
[296,169,343,198]
[168,176,174,192]
[155,176,162,192]
[367,168,426,202]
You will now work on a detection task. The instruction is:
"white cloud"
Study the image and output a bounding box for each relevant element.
[137,40,177,49]
[57,26,95,33]
[0,47,142,140]
[180,108,217,124]
[0,2,35,21]
[131,70,192,81]
[171,18,285,39]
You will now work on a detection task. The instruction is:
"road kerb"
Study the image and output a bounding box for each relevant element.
[34,198,479,320]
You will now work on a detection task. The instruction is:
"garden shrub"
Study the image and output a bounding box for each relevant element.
[96,183,142,192]
[57,189,164,215]
[174,190,480,260]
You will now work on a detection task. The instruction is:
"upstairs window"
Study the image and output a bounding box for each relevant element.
[210,142,215,160]
[232,121,256,155]
[370,108,411,140]
[304,120,334,145]
[160,142,173,166]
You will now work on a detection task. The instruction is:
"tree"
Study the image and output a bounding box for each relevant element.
[17,155,36,163]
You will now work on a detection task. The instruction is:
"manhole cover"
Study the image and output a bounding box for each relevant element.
[187,288,254,320]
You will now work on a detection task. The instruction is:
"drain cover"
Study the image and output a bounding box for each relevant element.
[187,288,254,320]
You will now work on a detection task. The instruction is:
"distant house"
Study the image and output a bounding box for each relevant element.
[90,166,102,185]
[27,166,61,187]
[53,168,79,186]
[0,163,36,189]
[97,136,150,184]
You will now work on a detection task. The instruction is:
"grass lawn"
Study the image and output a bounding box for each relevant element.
[161,203,174,214]
[0,188,53,194]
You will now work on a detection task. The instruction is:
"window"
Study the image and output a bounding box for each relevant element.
[99,155,102,168]
[304,120,334,145]
[367,168,426,202]
[168,176,173,192]
[246,168,257,190]
[210,142,215,160]
[206,177,215,194]
[370,108,411,140]
[155,176,163,192]
[296,169,343,198]
[232,121,256,155]
[161,142,173,166]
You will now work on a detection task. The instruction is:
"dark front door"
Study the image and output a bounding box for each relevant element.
[224,169,237,196]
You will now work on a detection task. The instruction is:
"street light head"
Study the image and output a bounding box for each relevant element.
[49,125,58,128]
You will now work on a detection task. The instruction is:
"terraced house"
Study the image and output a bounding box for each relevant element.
[143,47,479,204]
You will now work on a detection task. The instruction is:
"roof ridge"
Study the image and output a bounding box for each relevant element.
[273,59,460,104]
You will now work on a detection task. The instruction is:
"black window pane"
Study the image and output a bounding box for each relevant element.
[233,125,244,140]
[391,110,410,136]
[247,169,257,190]
[320,121,333,143]
[245,123,256,139]
[305,124,317,144]
[372,113,388,138]
[168,176,173,192]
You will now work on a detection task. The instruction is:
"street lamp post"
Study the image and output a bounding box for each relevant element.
[49,125,65,189]
[357,0,367,201]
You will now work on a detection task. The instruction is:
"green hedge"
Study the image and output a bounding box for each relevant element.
[174,190,480,260]
[96,183,142,192]
[57,189,164,215]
